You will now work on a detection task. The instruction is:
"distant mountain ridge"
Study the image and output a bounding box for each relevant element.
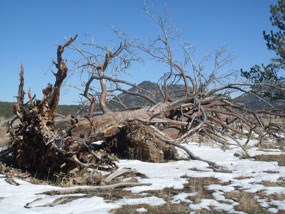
[1,81,284,118]
[234,93,285,112]
[108,81,186,111]
[110,81,285,112]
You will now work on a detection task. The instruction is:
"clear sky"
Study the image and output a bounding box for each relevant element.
[0,0,277,104]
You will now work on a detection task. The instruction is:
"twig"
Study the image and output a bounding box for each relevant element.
[150,125,220,168]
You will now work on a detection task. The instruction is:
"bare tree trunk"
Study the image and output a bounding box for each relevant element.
[3,8,285,186]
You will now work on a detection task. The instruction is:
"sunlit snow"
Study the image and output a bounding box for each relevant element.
[1,142,285,213]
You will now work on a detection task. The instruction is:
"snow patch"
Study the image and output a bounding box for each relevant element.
[136,207,148,212]
[172,192,194,204]
[1,142,285,213]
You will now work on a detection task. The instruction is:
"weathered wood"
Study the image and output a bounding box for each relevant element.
[4,31,285,188]
[39,182,151,195]
[70,108,151,140]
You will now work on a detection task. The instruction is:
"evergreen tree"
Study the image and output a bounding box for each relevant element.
[241,0,284,83]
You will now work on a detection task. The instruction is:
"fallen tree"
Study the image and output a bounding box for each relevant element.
[1,8,285,185]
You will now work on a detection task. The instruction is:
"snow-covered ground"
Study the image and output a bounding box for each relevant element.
[0,142,285,213]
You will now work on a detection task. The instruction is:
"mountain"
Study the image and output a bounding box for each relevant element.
[112,81,285,113]
[107,81,186,111]
[1,81,283,118]
[234,93,285,112]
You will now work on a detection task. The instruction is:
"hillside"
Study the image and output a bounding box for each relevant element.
[0,101,14,119]
[0,101,80,119]
[107,81,186,111]
[110,81,285,112]
[234,92,285,112]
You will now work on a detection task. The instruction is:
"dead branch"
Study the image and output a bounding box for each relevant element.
[4,6,285,188]
[49,34,78,116]
[17,65,25,107]
[39,182,151,195]
[104,167,135,183]
[5,36,120,179]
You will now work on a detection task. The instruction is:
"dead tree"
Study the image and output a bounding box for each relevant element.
[2,8,284,185]
[5,36,120,183]
[65,7,284,163]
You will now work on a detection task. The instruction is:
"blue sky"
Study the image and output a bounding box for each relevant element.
[0,0,277,104]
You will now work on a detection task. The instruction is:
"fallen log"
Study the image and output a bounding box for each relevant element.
[3,33,284,187]
[39,182,151,195]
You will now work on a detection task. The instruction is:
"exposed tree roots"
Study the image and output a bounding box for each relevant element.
[1,33,284,188]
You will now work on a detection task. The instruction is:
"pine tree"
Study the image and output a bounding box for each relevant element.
[241,0,284,83]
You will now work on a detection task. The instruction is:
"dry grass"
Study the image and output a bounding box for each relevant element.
[233,175,253,180]
[264,193,285,201]
[224,191,267,214]
[253,154,285,166]
[184,175,285,214]
[257,190,285,208]
[1,113,285,213]
[262,170,279,174]
[258,180,285,187]
[276,138,285,151]
[110,187,191,213]
[112,204,227,214]
[112,203,190,214]
[90,189,141,201]
[256,139,285,151]
[185,177,222,204]
[111,177,225,214]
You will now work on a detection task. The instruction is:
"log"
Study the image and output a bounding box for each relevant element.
[4,33,284,187]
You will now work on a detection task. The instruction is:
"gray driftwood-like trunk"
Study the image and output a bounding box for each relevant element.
[2,33,284,185]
